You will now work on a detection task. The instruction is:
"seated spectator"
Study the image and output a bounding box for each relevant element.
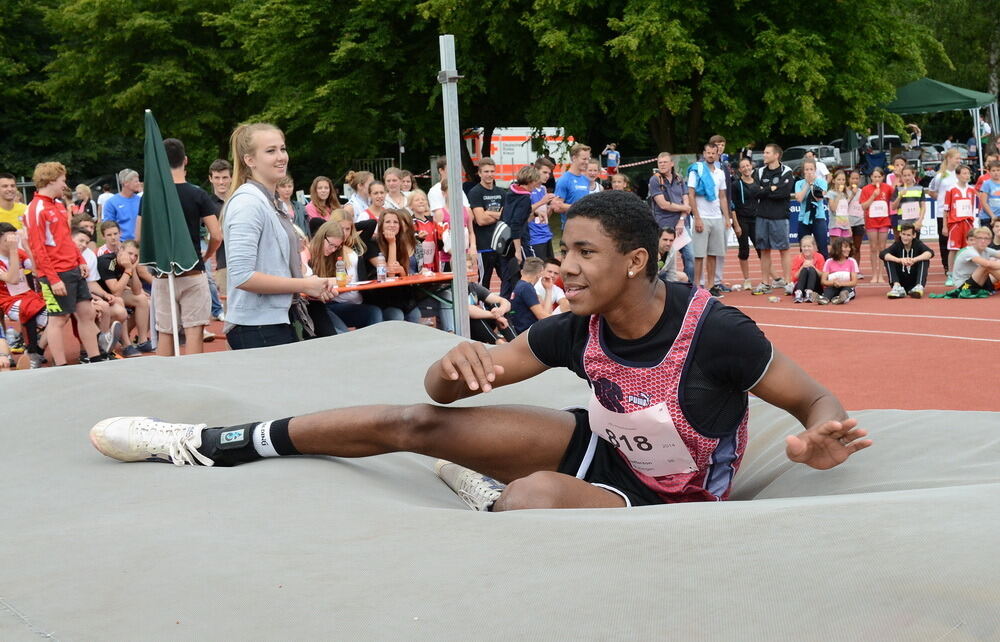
[932,227,1000,298]
[95,240,153,355]
[305,176,337,222]
[0,222,48,368]
[277,175,308,233]
[818,237,859,305]
[308,220,382,330]
[363,209,421,323]
[536,258,571,313]
[73,227,126,355]
[790,234,826,303]
[656,227,688,284]
[408,190,438,271]
[70,214,98,253]
[880,223,933,299]
[97,220,122,256]
[468,279,514,344]
[508,257,552,334]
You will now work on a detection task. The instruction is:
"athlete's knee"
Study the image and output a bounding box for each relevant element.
[493,471,565,511]
[394,403,446,450]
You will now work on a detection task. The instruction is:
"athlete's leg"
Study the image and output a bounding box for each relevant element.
[287,403,576,484]
[493,471,625,510]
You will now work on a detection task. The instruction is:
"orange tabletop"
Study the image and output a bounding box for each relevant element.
[334,271,469,293]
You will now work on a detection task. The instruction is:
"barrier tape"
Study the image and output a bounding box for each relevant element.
[614,157,658,169]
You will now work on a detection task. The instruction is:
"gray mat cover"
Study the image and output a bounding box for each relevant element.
[2,322,998,640]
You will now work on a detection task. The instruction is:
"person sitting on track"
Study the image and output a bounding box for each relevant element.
[89,191,871,511]
[879,223,933,299]
[818,237,859,305]
[931,227,1000,299]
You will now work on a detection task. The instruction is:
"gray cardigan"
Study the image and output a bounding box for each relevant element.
[223,183,295,327]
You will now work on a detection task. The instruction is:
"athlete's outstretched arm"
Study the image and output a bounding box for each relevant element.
[750,348,872,470]
[425,333,549,404]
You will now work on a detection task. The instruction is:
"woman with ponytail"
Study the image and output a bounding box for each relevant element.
[222,122,338,349]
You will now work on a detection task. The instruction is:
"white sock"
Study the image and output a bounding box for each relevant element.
[251,421,280,457]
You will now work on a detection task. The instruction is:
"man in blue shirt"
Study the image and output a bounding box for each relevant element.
[508,257,552,334]
[102,169,142,241]
[552,144,592,228]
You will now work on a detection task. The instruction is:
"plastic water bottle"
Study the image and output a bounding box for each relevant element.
[5,328,17,346]
[375,253,387,282]
[335,258,348,287]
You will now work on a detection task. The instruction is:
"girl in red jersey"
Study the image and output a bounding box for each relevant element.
[943,165,978,283]
[860,167,893,283]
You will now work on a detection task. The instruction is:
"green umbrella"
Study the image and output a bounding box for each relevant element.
[138,109,199,354]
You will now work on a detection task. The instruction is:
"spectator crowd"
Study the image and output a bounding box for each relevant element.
[2,122,998,370]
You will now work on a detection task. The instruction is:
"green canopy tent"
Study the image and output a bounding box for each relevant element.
[885,78,998,172]
[138,109,200,355]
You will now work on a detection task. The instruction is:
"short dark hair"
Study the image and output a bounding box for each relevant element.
[163,138,186,169]
[660,227,676,237]
[565,191,659,280]
[0,222,16,234]
[765,143,783,158]
[71,226,91,238]
[544,257,561,268]
[708,134,726,145]
[100,220,120,233]
[0,172,15,182]
[533,157,555,170]
[898,223,916,234]
[209,159,232,175]
[435,157,448,171]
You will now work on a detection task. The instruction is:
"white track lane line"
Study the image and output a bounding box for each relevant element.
[736,305,1000,323]
[758,323,1000,343]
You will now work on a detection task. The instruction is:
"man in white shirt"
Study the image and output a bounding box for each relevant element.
[688,142,737,297]
[533,258,570,314]
[428,157,470,217]
[96,183,114,219]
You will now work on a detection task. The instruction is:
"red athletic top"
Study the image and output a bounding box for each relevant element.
[944,185,978,226]
[24,194,84,283]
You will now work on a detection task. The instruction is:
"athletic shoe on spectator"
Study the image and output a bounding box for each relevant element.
[99,321,123,354]
[909,284,924,298]
[752,283,771,295]
[28,353,45,369]
[783,282,794,296]
[742,278,752,291]
[945,274,955,287]
[435,460,504,511]
[818,296,831,305]
[213,311,225,322]
[887,284,906,299]
[89,417,214,466]
[708,285,725,298]
[772,278,787,289]
[203,329,216,343]
[122,344,141,357]
[806,289,819,303]
[831,293,846,304]
[136,340,154,353]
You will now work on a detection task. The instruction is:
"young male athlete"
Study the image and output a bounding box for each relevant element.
[90,191,870,510]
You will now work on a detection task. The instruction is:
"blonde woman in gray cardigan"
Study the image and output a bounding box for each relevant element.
[223,123,337,350]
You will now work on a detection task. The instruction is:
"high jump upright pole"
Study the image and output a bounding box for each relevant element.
[438,34,471,339]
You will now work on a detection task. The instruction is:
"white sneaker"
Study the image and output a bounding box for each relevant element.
[742,278,752,291]
[909,284,924,298]
[784,282,794,296]
[435,460,504,511]
[89,417,215,466]
[887,284,906,299]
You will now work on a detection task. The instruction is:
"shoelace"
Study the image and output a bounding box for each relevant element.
[134,420,215,466]
[457,475,504,510]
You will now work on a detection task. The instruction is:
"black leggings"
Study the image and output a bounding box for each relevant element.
[850,225,865,271]
[936,219,949,271]
[737,214,759,261]
[794,266,820,292]
[884,260,929,290]
[822,286,854,300]
[23,316,43,355]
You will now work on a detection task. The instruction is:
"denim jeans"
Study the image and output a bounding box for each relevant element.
[227,323,297,350]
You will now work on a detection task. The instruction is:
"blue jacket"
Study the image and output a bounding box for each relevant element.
[688,162,718,202]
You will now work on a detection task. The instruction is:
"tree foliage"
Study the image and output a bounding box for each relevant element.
[0,0,987,184]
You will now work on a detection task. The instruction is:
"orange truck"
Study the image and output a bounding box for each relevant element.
[463,127,573,186]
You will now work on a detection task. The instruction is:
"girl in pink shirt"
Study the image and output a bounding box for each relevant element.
[791,234,827,303]
[819,237,859,305]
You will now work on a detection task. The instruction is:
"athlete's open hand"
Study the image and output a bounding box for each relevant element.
[439,341,505,393]
[785,418,871,470]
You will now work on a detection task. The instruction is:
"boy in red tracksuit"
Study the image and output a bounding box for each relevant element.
[24,162,103,365]
[944,165,977,282]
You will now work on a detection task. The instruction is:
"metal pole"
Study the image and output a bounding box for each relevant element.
[438,34,470,339]
[167,272,181,355]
